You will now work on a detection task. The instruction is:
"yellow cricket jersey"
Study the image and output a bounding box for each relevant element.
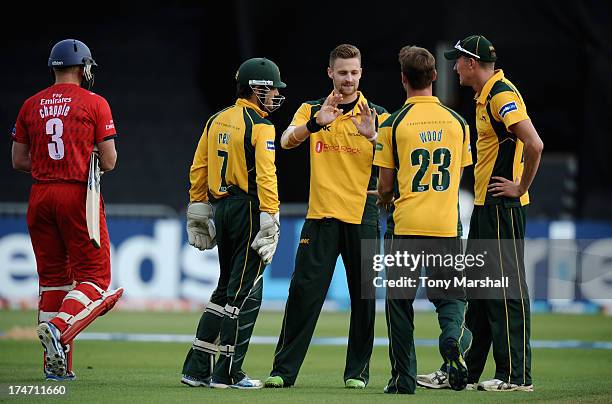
[374,96,472,237]
[290,92,389,224]
[474,69,530,206]
[189,98,279,213]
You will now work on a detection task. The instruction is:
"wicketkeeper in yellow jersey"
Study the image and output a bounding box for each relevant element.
[265,44,389,389]
[180,57,286,389]
[373,46,473,394]
[418,35,543,392]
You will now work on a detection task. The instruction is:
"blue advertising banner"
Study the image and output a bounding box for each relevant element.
[1,212,612,311]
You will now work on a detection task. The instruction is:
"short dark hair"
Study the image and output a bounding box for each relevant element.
[477,60,495,70]
[398,46,436,90]
[329,44,361,68]
[236,83,253,99]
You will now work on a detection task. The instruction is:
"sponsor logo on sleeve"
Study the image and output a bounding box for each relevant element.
[10,125,16,138]
[266,140,275,151]
[499,101,518,118]
[375,143,383,151]
[106,120,115,131]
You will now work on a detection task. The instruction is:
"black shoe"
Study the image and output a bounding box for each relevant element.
[442,338,468,391]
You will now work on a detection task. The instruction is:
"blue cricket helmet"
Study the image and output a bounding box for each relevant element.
[48,39,97,68]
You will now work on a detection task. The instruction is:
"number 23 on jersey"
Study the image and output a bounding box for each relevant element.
[410,147,451,192]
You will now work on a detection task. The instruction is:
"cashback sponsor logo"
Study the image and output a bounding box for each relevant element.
[314,141,360,154]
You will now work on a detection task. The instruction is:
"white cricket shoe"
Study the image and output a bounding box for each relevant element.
[210,376,262,389]
[37,322,66,377]
[477,378,534,392]
[416,370,450,389]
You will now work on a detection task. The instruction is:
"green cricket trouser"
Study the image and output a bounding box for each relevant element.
[465,203,532,386]
[384,234,471,394]
[270,218,378,386]
[182,189,266,384]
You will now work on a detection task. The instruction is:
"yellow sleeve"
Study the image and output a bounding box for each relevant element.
[253,124,280,213]
[289,103,311,127]
[461,124,473,167]
[373,125,395,169]
[189,125,209,202]
[377,112,391,128]
[490,92,529,129]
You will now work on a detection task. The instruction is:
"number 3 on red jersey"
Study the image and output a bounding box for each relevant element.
[46,118,64,160]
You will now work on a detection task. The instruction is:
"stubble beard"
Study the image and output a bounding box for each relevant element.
[337,82,357,98]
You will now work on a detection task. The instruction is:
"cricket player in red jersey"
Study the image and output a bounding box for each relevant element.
[10,39,124,381]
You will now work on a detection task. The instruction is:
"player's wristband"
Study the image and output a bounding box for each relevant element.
[306,117,324,133]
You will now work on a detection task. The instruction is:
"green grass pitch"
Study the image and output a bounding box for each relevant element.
[1,310,612,403]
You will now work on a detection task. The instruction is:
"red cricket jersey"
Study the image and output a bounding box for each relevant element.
[11,83,117,183]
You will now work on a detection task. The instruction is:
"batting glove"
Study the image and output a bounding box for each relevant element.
[186,202,216,250]
[251,212,280,264]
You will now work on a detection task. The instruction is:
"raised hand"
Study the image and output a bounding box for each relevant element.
[351,102,377,140]
[315,93,343,126]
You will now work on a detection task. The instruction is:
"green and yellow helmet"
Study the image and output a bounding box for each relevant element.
[236,57,286,88]
[236,57,286,112]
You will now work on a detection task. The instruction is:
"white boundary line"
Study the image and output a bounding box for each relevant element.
[69,333,612,350]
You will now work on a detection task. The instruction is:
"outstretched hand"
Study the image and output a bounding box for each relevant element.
[351,102,377,141]
[315,93,343,126]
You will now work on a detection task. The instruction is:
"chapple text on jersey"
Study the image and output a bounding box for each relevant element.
[39,93,72,119]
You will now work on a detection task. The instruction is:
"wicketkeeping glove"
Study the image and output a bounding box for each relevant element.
[186,202,216,250]
[251,211,280,264]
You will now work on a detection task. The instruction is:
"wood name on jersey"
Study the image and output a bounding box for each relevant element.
[419,129,443,143]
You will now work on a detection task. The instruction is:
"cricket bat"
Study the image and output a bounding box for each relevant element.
[86,150,101,248]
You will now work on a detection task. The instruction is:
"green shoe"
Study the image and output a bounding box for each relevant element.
[345,379,366,389]
[264,375,284,388]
